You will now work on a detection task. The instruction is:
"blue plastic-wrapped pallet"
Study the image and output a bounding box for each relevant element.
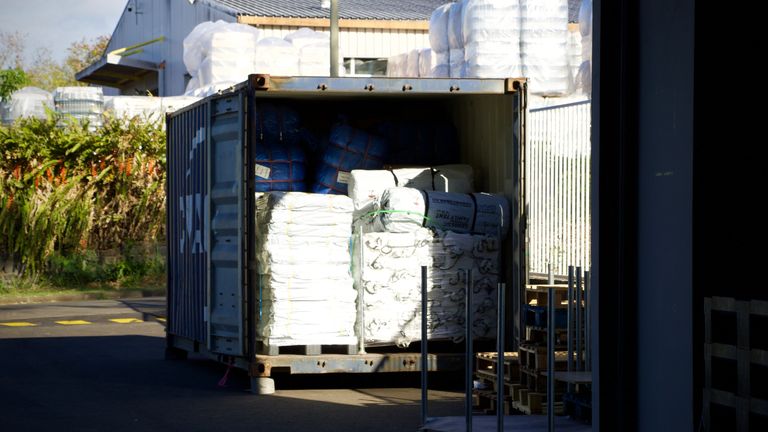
[313,123,389,194]
[253,102,306,192]
[254,144,306,192]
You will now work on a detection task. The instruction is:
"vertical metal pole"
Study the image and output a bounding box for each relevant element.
[465,269,473,432]
[548,286,556,432]
[330,0,339,77]
[497,283,505,431]
[420,266,428,426]
[584,270,591,371]
[357,225,366,355]
[576,267,582,371]
[548,263,554,285]
[567,266,574,372]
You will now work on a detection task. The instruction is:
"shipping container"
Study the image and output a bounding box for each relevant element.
[165,74,527,392]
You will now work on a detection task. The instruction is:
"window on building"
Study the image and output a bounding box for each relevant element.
[343,58,388,77]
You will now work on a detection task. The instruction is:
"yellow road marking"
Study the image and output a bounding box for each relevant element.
[156,317,166,322]
[55,320,92,325]
[0,322,38,327]
[109,318,143,324]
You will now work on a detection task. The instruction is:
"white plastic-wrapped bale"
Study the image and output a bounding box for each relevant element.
[254,37,300,77]
[353,228,433,346]
[255,192,357,348]
[463,0,522,78]
[376,187,510,237]
[431,52,450,78]
[428,3,452,77]
[406,49,421,78]
[53,86,104,130]
[577,0,593,95]
[352,228,499,346]
[0,87,52,125]
[104,96,164,123]
[285,28,333,76]
[197,30,260,86]
[184,21,261,90]
[520,0,570,96]
[429,3,452,54]
[386,53,408,77]
[428,230,499,340]
[348,165,475,222]
[418,48,436,77]
[448,0,467,78]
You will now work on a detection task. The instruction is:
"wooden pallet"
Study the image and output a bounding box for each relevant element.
[524,326,569,346]
[703,297,768,432]
[474,389,514,415]
[475,351,520,381]
[520,367,568,393]
[475,370,519,397]
[511,389,565,415]
[525,284,570,308]
[255,342,357,356]
[519,344,568,371]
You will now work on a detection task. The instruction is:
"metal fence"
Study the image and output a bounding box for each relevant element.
[526,100,591,277]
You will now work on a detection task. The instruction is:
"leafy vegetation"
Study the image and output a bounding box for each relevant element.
[0,112,167,293]
[0,68,28,102]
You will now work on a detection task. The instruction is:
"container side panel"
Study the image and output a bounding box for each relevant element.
[167,102,209,342]
[207,93,245,356]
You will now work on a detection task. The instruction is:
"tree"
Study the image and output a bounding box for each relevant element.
[0,31,26,70]
[26,48,73,91]
[0,68,29,102]
[25,35,110,91]
[66,35,110,75]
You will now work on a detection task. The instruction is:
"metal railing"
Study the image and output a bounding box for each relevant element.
[527,100,592,277]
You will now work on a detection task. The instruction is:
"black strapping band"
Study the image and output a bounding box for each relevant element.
[389,169,399,186]
[421,190,430,227]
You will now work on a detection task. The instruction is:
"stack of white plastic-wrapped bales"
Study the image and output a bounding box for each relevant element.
[53,86,104,130]
[463,0,523,78]
[428,3,452,77]
[183,21,263,96]
[0,87,52,125]
[255,192,358,349]
[349,165,507,346]
[447,0,467,78]
[520,0,570,96]
[424,0,571,95]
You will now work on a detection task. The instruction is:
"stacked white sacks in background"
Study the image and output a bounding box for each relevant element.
[447,0,467,78]
[520,0,570,96]
[463,0,523,78]
[428,3,452,78]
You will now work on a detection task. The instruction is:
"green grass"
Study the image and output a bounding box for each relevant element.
[0,252,167,302]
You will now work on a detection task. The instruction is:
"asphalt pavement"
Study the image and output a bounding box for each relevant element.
[0,298,465,432]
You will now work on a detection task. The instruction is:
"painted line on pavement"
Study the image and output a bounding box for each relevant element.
[109,318,144,324]
[54,320,93,325]
[0,322,38,327]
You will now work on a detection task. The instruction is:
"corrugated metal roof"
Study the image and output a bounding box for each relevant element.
[209,0,584,23]
[212,0,447,20]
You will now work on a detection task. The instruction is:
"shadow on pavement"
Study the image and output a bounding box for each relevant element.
[0,334,465,432]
